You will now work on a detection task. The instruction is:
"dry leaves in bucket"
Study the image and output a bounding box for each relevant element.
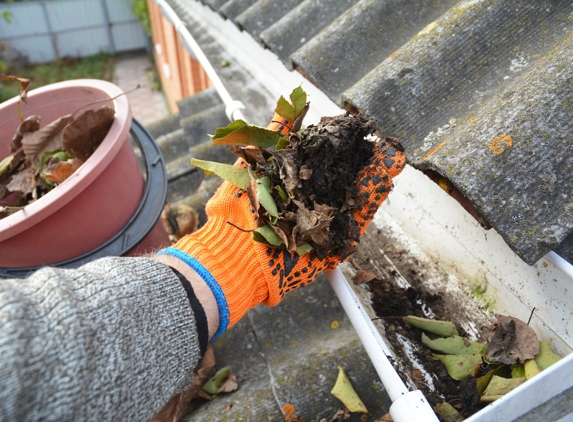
[0,74,124,220]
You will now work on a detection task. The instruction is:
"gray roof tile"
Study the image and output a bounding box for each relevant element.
[219,0,257,20]
[183,0,573,265]
[260,0,358,69]
[292,0,458,102]
[235,0,305,39]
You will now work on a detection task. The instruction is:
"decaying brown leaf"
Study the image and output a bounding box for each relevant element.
[176,203,198,238]
[353,269,378,285]
[6,167,36,196]
[329,408,351,421]
[0,73,31,103]
[42,157,83,184]
[22,114,72,166]
[161,203,178,242]
[1,102,116,220]
[216,370,238,394]
[485,315,539,364]
[11,115,41,152]
[63,106,115,161]
[150,345,216,422]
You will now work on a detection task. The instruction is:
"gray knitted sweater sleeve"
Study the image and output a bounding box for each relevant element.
[0,256,202,421]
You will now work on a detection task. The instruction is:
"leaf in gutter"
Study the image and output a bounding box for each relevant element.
[479,375,525,403]
[524,358,541,380]
[485,315,539,364]
[476,367,502,396]
[353,269,378,285]
[421,333,485,355]
[535,340,562,370]
[433,354,483,381]
[202,365,232,395]
[434,402,465,422]
[404,315,459,337]
[253,225,285,248]
[330,366,368,413]
[510,364,525,379]
[191,158,250,190]
[210,119,282,148]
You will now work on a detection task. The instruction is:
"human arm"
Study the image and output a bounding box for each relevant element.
[0,256,209,421]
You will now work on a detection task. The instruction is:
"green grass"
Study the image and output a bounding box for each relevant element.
[0,52,115,102]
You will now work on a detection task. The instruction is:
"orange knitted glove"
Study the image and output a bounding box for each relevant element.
[159,117,405,339]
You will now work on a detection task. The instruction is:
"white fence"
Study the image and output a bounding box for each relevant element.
[0,0,148,63]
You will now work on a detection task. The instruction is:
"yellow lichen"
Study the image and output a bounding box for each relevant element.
[421,141,447,163]
[488,134,513,154]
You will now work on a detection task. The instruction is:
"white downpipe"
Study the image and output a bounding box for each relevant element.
[152,0,246,122]
[326,268,439,422]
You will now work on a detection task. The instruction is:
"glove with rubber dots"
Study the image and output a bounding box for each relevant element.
[159,112,405,339]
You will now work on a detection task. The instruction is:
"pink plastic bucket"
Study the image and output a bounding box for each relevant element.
[0,80,164,268]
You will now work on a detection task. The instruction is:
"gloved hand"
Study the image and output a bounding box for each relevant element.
[159,113,405,339]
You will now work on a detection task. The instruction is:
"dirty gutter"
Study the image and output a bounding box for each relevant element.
[153,0,573,420]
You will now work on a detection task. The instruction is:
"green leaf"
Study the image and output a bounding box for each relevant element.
[275,136,290,151]
[257,176,278,218]
[253,225,285,248]
[330,366,368,413]
[290,86,307,119]
[510,364,525,379]
[210,119,248,139]
[296,243,313,255]
[191,158,250,189]
[210,119,282,148]
[203,365,231,395]
[480,375,525,403]
[433,354,483,381]
[274,96,295,123]
[524,358,541,380]
[0,155,14,175]
[404,315,459,337]
[434,402,465,422]
[476,367,501,396]
[422,333,484,355]
[274,185,289,202]
[535,340,562,370]
[39,150,74,186]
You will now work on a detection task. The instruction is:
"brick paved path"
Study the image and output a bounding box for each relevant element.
[113,53,169,126]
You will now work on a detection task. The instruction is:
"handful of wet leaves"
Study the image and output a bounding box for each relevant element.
[193,86,382,259]
[0,74,116,220]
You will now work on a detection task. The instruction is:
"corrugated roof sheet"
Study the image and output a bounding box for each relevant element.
[178,0,573,265]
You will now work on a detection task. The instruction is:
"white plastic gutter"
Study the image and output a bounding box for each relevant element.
[327,267,440,421]
[152,0,246,122]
